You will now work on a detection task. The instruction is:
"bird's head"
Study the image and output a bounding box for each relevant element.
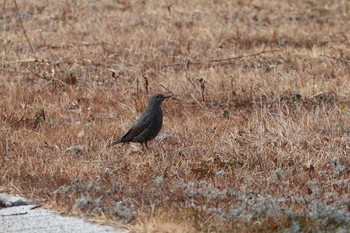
[148,93,172,107]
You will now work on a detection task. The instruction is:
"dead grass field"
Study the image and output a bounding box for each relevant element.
[1,0,350,232]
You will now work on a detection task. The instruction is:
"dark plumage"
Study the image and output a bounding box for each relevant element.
[108,93,171,149]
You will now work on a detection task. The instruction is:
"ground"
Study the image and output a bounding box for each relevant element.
[1,0,350,232]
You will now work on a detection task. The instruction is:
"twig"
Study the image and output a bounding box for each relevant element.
[136,77,140,96]
[30,205,42,210]
[13,0,38,60]
[3,0,7,10]
[38,42,100,50]
[184,59,196,88]
[143,76,149,94]
[0,212,28,216]
[13,103,27,126]
[161,48,282,69]
[159,83,174,96]
[320,54,350,64]
[190,94,206,111]
[210,48,282,62]
[5,134,9,157]
[4,58,38,64]
[198,78,205,101]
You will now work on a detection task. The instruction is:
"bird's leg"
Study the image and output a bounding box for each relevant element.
[140,143,148,151]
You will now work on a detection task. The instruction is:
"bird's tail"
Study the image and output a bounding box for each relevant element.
[107,137,123,147]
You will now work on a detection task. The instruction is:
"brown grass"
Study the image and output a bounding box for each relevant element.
[1,0,350,232]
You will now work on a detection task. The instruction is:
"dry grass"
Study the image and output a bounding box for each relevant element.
[1,0,350,232]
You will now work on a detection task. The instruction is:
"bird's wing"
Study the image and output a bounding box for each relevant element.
[117,113,153,142]
[121,122,151,142]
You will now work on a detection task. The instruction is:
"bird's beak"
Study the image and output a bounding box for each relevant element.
[164,95,172,99]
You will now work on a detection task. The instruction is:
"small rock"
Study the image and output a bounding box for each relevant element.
[0,193,34,208]
[66,145,84,156]
[156,130,180,144]
[113,200,135,223]
[153,175,164,184]
[74,196,93,211]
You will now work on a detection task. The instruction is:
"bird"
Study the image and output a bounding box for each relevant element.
[108,93,171,149]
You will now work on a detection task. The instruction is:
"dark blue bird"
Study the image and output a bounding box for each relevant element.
[109,94,171,149]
